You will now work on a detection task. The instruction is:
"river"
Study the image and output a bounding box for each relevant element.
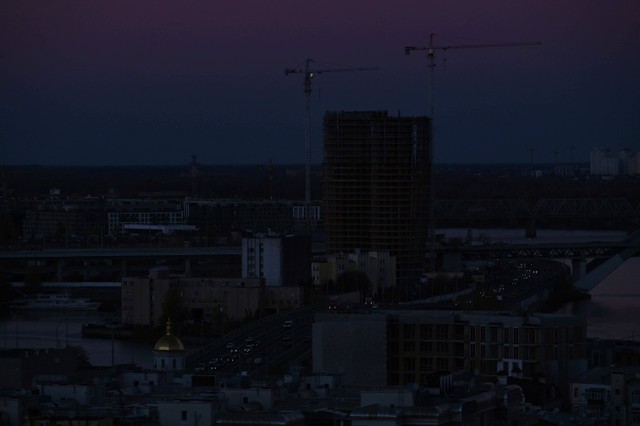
[579,256,640,340]
[0,310,157,368]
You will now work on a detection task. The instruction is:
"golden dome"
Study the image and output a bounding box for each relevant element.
[154,319,185,352]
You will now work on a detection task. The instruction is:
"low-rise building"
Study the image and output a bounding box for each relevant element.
[0,347,80,389]
[121,267,263,326]
[570,366,640,425]
[313,309,588,396]
[157,397,222,426]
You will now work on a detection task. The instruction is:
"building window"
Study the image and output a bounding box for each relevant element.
[436,342,448,353]
[421,325,432,340]
[420,341,433,352]
[403,357,415,371]
[437,324,448,339]
[437,358,448,370]
[403,324,416,339]
[420,358,432,372]
[181,410,187,421]
[490,327,498,343]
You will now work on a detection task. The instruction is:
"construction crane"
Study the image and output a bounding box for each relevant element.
[405,33,541,273]
[405,33,541,117]
[285,58,378,221]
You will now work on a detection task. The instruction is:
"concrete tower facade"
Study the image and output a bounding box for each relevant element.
[323,111,431,295]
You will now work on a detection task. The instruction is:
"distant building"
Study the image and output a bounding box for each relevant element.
[323,111,431,293]
[21,198,105,243]
[590,148,620,176]
[590,147,640,176]
[184,198,315,241]
[107,198,185,235]
[121,267,263,326]
[242,233,311,286]
[121,267,307,326]
[312,250,396,299]
[553,164,580,177]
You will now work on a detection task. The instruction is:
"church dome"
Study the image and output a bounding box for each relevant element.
[154,319,185,352]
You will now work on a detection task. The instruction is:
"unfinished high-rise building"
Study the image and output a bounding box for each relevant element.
[323,111,431,297]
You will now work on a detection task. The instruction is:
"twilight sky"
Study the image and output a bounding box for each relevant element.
[1,0,639,166]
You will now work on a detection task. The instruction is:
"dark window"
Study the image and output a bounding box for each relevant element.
[404,341,416,352]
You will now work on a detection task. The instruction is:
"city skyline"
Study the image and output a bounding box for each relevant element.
[1,0,639,166]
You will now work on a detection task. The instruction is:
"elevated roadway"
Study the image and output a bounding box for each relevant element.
[574,229,640,291]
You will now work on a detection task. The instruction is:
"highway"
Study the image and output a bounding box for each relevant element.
[186,305,317,378]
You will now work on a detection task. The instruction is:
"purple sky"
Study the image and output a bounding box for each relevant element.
[1,0,639,165]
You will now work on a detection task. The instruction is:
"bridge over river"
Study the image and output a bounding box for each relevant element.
[1,228,638,286]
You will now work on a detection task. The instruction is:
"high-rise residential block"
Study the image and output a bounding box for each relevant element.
[323,111,431,292]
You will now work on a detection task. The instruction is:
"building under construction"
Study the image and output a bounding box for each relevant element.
[323,111,431,298]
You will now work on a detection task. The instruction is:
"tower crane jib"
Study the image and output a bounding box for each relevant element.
[285,59,379,221]
[405,33,541,274]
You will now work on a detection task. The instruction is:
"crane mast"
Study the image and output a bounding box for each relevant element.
[285,59,378,223]
[405,33,541,273]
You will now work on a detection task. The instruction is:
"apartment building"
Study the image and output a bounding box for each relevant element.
[242,233,311,286]
[313,309,587,389]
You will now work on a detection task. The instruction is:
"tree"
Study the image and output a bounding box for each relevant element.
[335,271,371,296]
